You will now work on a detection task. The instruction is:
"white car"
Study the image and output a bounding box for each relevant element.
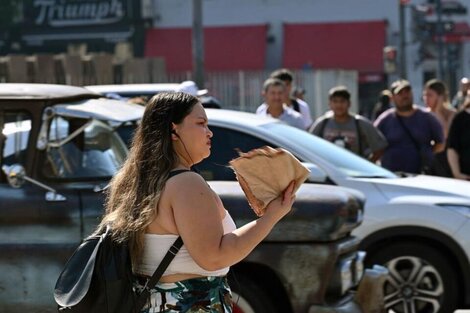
[189,109,470,313]
[85,83,180,100]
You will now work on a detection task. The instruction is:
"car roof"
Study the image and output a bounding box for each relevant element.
[85,83,180,94]
[55,98,145,122]
[0,83,100,100]
[206,108,279,128]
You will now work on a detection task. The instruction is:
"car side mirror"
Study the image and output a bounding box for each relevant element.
[2,164,66,201]
[302,162,328,183]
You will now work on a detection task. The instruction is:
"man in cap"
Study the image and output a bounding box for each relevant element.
[309,85,387,162]
[374,79,444,174]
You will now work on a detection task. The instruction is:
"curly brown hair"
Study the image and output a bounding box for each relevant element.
[97,92,199,265]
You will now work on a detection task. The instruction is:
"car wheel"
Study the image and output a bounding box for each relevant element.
[230,274,279,313]
[366,242,459,313]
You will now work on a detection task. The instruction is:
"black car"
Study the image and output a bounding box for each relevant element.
[0,84,385,313]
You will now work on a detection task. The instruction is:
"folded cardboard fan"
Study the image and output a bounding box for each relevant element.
[229,146,310,216]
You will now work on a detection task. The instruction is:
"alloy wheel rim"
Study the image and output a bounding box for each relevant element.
[383,256,444,313]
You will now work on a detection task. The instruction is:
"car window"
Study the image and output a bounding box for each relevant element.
[1,112,32,168]
[263,123,396,178]
[42,116,127,179]
[197,126,275,180]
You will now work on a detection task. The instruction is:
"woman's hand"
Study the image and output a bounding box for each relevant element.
[263,180,296,220]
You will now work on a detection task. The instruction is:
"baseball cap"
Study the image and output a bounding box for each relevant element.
[328,85,351,100]
[390,79,411,95]
[177,80,208,97]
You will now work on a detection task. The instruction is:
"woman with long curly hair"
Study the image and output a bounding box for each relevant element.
[98,92,295,312]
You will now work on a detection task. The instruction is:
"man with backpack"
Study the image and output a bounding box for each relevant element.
[309,85,387,162]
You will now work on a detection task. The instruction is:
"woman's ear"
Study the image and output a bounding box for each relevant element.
[171,129,179,140]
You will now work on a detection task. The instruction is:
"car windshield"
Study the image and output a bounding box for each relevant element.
[43,116,128,179]
[263,123,397,178]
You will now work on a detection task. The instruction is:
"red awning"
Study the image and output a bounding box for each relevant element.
[145,25,267,72]
[442,22,470,43]
[283,20,387,72]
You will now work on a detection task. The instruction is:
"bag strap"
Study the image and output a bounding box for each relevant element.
[134,168,188,311]
[353,115,363,156]
[291,98,300,113]
[135,237,183,312]
[396,114,421,151]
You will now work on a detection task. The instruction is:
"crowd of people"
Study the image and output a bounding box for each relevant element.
[255,68,470,181]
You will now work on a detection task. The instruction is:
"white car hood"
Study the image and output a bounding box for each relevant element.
[372,174,470,200]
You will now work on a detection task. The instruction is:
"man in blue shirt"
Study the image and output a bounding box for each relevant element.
[374,79,444,174]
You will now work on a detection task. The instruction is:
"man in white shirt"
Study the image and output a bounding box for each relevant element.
[256,78,304,130]
[256,69,313,129]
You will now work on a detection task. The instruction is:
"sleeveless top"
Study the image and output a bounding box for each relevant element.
[135,210,236,277]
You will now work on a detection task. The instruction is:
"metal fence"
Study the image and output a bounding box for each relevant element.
[167,69,359,116]
[0,53,358,117]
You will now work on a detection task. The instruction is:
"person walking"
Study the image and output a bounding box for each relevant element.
[97,92,296,312]
[422,78,456,139]
[257,69,313,129]
[374,79,444,174]
[447,97,470,180]
[256,78,305,129]
[371,89,393,121]
[451,77,470,110]
[309,85,387,162]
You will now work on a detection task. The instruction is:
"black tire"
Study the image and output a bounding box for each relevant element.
[229,273,279,313]
[366,242,459,313]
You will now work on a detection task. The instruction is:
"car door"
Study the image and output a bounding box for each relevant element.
[0,110,82,312]
[197,126,276,180]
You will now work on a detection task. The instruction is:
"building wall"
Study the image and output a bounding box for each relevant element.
[151,0,470,106]
[153,0,400,70]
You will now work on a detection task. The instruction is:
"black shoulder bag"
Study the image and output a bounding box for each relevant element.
[54,170,189,313]
[54,226,182,313]
[396,115,429,174]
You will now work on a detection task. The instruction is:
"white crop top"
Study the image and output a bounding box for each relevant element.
[135,210,237,277]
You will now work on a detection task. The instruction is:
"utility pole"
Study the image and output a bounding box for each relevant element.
[192,0,205,88]
[399,0,408,79]
[435,0,445,80]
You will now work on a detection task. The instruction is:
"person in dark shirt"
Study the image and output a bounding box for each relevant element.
[447,98,470,180]
[374,79,444,174]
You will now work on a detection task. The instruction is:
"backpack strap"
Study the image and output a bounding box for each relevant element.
[353,115,363,156]
[169,169,191,177]
[291,98,300,113]
[134,168,189,311]
[317,117,330,138]
[135,237,184,312]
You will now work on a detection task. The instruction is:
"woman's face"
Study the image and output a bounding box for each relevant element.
[423,88,441,110]
[172,103,213,165]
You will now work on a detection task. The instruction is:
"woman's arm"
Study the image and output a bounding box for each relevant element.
[447,148,469,180]
[169,172,295,271]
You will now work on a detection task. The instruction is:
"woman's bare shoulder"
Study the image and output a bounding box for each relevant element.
[166,171,209,193]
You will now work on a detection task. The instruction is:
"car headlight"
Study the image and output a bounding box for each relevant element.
[438,204,470,218]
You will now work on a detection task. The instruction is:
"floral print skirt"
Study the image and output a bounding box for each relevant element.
[135,276,233,313]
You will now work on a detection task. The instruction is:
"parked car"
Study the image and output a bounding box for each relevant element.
[0,84,384,313]
[118,108,470,313]
[86,83,180,101]
[86,83,223,108]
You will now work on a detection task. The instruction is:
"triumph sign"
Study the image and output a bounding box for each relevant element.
[31,0,127,27]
